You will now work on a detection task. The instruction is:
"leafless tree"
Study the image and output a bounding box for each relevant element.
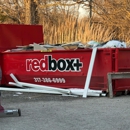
[0,0,24,23]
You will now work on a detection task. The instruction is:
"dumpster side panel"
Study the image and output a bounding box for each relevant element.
[1,49,113,90]
[91,49,114,90]
[2,48,130,93]
[113,48,130,92]
[2,50,90,88]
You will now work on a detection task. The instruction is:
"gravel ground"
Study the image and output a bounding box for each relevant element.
[0,91,130,130]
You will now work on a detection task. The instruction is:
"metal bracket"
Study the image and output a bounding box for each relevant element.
[107,72,130,98]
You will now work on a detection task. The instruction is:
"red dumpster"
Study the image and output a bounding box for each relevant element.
[0,24,43,86]
[0,24,43,117]
[2,48,130,95]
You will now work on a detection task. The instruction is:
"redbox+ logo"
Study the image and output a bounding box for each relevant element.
[26,55,83,72]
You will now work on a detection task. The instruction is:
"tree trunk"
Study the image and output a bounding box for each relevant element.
[24,0,31,24]
[24,0,39,24]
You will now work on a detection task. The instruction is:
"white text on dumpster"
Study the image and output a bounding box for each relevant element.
[33,77,66,83]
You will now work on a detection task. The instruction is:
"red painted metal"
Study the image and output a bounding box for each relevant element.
[0,24,43,52]
[112,49,130,93]
[0,24,43,85]
[2,48,130,93]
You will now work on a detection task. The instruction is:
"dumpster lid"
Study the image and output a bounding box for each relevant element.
[0,24,43,52]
